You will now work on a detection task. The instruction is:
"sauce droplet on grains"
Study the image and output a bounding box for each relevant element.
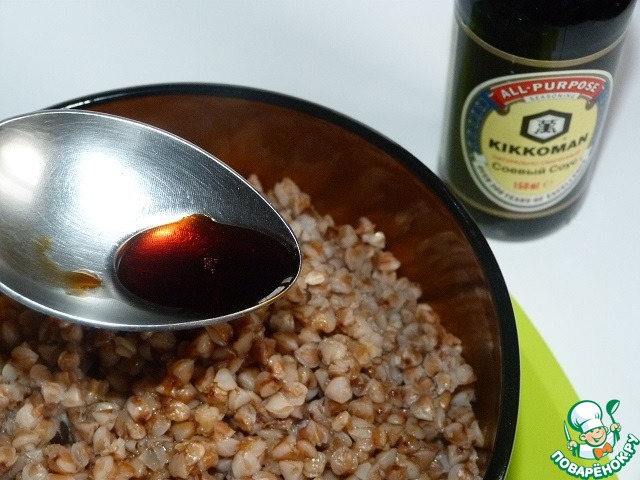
[115,214,298,317]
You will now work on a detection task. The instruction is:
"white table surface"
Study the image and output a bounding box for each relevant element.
[0,1,638,478]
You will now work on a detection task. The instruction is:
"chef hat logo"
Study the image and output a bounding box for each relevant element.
[568,400,605,434]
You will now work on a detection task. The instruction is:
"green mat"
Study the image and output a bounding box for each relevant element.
[506,300,619,480]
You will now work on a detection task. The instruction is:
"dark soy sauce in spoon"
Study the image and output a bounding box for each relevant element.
[116,214,298,316]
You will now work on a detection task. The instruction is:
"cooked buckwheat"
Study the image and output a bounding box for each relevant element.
[0,177,483,480]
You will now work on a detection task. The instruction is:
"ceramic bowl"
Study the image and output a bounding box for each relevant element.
[55,83,519,479]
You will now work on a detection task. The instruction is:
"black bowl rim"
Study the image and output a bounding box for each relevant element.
[51,82,519,480]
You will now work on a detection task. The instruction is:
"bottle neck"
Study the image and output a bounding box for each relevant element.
[456,0,637,61]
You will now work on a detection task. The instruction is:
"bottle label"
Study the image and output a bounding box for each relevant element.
[461,70,612,213]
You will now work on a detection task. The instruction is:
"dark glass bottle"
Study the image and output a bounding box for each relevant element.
[439,0,637,240]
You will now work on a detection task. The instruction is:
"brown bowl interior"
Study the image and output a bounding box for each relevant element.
[58,84,518,479]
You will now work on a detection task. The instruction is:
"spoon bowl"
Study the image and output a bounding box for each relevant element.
[0,109,301,330]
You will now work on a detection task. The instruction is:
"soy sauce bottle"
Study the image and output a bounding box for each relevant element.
[439,0,637,240]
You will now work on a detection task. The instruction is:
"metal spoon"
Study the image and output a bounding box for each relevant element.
[0,109,301,330]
